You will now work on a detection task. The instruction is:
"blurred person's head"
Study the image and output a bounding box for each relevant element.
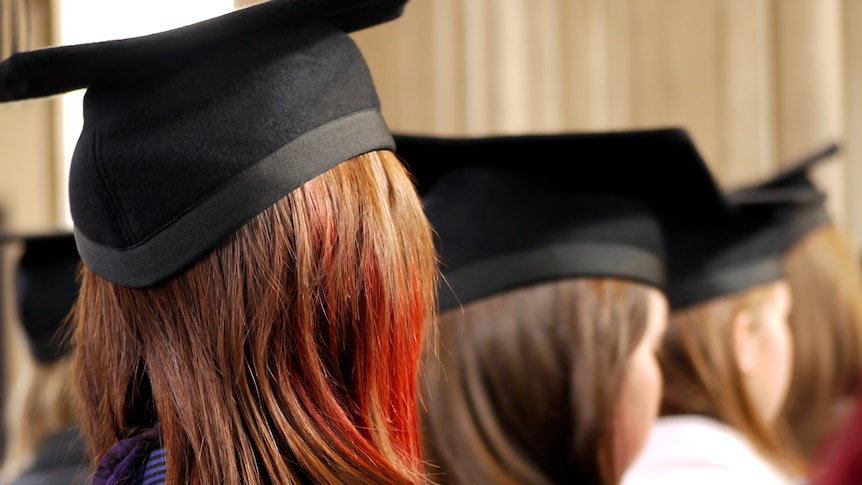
[658,186,824,476]
[426,278,667,485]
[729,143,862,467]
[661,281,794,444]
[396,128,729,484]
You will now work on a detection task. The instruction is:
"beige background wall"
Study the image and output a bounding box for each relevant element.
[847,0,862,257]
[350,0,856,242]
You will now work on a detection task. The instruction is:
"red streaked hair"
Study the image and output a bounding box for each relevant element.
[73,150,438,484]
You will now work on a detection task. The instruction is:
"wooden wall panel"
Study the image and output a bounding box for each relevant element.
[846,0,862,254]
[718,0,776,187]
[0,0,59,231]
[774,0,846,227]
[353,0,856,248]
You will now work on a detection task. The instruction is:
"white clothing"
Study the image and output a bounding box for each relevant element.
[621,415,794,485]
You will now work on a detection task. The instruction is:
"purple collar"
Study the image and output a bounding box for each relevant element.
[92,425,162,485]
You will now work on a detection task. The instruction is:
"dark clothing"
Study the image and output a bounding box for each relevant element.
[7,427,89,485]
[92,425,163,485]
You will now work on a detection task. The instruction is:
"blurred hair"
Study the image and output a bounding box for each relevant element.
[661,281,800,474]
[420,278,652,485]
[777,224,862,467]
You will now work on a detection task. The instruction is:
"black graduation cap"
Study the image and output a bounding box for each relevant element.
[394,128,731,311]
[726,142,839,252]
[0,0,407,287]
[666,203,787,310]
[1,230,79,362]
[731,142,839,195]
[666,142,839,310]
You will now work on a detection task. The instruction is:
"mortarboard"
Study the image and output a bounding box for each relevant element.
[394,128,731,311]
[731,142,839,196]
[727,142,839,252]
[666,143,838,310]
[1,230,79,362]
[0,0,408,287]
[665,202,790,310]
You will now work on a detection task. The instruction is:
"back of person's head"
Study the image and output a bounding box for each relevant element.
[396,128,730,484]
[659,190,814,476]
[425,279,658,485]
[661,281,794,469]
[76,152,436,483]
[0,1,438,483]
[727,143,862,468]
[0,233,83,482]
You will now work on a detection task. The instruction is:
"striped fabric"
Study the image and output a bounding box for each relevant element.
[93,425,162,485]
[135,448,166,485]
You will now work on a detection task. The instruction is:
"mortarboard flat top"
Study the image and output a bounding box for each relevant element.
[0,0,408,101]
[731,142,839,195]
[396,128,728,224]
[667,142,839,310]
[727,141,839,253]
[0,0,407,288]
[394,128,731,311]
[1,230,79,362]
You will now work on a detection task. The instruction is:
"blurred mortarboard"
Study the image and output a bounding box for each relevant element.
[666,203,787,310]
[727,141,840,253]
[666,144,837,310]
[731,142,839,196]
[0,230,79,362]
[394,128,731,310]
[0,0,407,287]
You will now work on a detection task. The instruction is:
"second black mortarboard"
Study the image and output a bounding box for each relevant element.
[0,0,408,288]
[395,128,731,310]
[1,231,79,362]
[666,142,839,310]
[727,142,839,252]
[665,202,790,310]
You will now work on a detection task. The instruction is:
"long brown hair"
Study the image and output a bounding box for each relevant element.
[660,282,800,474]
[73,150,438,484]
[420,278,651,485]
[778,225,862,465]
